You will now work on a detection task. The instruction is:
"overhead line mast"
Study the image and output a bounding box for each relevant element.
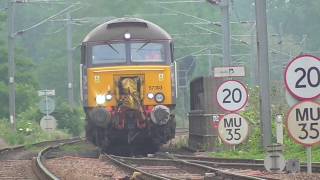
[7,0,16,130]
[6,0,78,130]
[255,0,272,147]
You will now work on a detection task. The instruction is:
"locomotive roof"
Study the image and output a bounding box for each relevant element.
[83,18,172,42]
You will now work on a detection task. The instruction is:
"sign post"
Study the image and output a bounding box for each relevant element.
[286,101,320,146]
[286,101,320,173]
[214,66,245,78]
[216,80,248,112]
[284,55,320,100]
[214,68,249,148]
[307,146,312,173]
[218,113,249,145]
[38,89,56,132]
[284,55,320,174]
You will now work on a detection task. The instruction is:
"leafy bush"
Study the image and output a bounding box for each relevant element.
[0,116,70,146]
[52,100,85,136]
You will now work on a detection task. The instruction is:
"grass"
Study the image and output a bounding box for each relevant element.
[59,142,95,153]
[0,118,71,147]
[209,137,320,163]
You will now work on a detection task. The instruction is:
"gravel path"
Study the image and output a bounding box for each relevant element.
[46,156,129,180]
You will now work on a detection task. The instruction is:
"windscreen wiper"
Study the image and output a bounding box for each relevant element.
[107,43,119,54]
[136,41,150,52]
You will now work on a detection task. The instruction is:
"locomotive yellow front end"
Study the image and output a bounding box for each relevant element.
[86,65,176,127]
[81,18,176,155]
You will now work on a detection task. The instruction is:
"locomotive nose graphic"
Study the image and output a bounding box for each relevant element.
[118,77,141,110]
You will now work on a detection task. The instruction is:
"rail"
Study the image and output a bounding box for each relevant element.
[102,154,264,180]
[32,138,84,180]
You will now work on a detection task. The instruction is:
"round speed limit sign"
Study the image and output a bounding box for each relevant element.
[218,113,249,145]
[285,55,320,100]
[217,80,248,112]
[286,101,320,146]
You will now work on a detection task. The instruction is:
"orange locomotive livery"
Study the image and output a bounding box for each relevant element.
[80,18,176,155]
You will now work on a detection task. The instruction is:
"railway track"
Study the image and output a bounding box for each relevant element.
[0,137,82,160]
[101,154,263,179]
[168,154,320,173]
[0,137,83,180]
[32,138,85,180]
[2,134,319,180]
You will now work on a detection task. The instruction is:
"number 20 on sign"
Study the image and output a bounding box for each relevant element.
[285,55,320,100]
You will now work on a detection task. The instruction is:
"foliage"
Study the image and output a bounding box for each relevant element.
[0,117,70,146]
[268,0,320,51]
[52,100,85,136]
[0,12,39,119]
[59,142,96,153]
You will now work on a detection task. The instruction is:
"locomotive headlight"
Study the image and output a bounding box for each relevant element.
[154,93,165,103]
[147,93,154,99]
[96,95,106,105]
[124,32,131,39]
[106,94,113,101]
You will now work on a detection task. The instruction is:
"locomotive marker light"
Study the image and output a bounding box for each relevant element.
[284,55,320,100]
[216,80,248,112]
[218,113,249,145]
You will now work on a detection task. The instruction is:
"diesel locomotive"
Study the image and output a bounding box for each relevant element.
[80,18,176,155]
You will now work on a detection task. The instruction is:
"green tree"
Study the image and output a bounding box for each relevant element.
[52,100,84,136]
[0,11,39,119]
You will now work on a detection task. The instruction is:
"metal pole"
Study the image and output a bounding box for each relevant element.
[255,0,272,147]
[7,0,16,131]
[45,92,49,117]
[208,48,212,76]
[220,0,231,66]
[307,146,312,174]
[183,87,187,128]
[249,6,257,86]
[66,12,74,107]
[250,24,258,86]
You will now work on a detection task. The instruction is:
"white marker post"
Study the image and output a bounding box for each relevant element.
[275,114,283,144]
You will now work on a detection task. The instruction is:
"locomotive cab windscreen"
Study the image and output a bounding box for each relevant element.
[84,40,172,66]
